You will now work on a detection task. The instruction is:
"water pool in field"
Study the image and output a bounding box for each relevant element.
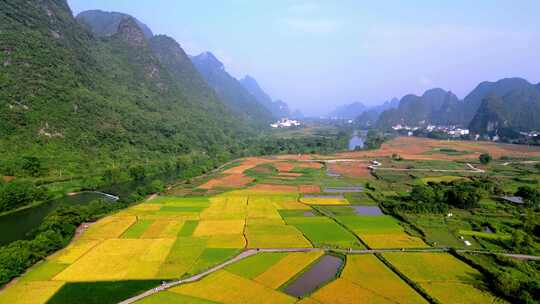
[284,255,343,298]
[352,206,383,216]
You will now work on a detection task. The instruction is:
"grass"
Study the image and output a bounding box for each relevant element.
[246,219,312,248]
[19,261,68,282]
[121,219,154,238]
[226,252,288,279]
[46,280,161,304]
[284,216,363,248]
[341,255,428,304]
[335,215,405,235]
[459,230,512,241]
[190,248,241,274]
[170,270,296,304]
[254,250,324,289]
[157,237,206,278]
[178,220,199,237]
[138,291,220,304]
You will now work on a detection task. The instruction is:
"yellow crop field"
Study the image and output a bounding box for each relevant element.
[382,252,481,283]
[206,234,246,248]
[200,196,248,220]
[300,198,349,205]
[422,282,501,304]
[382,252,503,303]
[359,233,427,249]
[160,220,185,238]
[156,237,206,278]
[53,238,173,281]
[342,255,427,304]
[246,220,311,248]
[49,239,99,264]
[296,298,321,304]
[273,200,310,210]
[254,250,323,289]
[247,197,282,219]
[193,220,245,236]
[312,278,393,304]
[140,220,173,238]
[0,280,65,304]
[81,216,136,240]
[170,270,296,304]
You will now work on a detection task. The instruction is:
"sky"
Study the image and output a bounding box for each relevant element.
[68,0,540,116]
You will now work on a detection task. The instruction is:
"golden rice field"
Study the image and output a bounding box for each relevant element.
[0,153,507,304]
[382,252,502,304]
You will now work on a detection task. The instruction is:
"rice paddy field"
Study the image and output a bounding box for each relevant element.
[3,137,530,303]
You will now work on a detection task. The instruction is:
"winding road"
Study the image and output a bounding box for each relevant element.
[118,246,540,304]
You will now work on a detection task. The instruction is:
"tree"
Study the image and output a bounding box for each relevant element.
[479,153,492,165]
[516,186,540,207]
[445,183,481,209]
[20,156,43,177]
[129,165,146,181]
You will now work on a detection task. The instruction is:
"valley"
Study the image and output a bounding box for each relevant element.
[1,137,539,304]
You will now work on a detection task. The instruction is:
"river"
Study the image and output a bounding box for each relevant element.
[0,170,181,246]
[348,130,367,150]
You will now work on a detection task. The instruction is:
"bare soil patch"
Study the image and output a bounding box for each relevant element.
[328,162,372,178]
[299,185,321,193]
[249,184,298,193]
[199,174,254,190]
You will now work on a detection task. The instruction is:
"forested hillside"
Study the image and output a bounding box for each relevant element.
[76,9,153,39]
[0,0,252,181]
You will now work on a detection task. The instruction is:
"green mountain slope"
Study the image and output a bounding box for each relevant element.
[191,52,274,125]
[376,89,460,128]
[76,9,153,39]
[0,0,246,179]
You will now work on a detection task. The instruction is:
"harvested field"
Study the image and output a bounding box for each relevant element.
[298,185,321,193]
[342,255,427,304]
[170,270,296,304]
[223,158,272,174]
[249,184,298,193]
[297,162,323,169]
[198,174,254,190]
[336,137,540,160]
[274,162,297,172]
[328,162,372,178]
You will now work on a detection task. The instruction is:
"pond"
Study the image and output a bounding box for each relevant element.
[0,170,181,246]
[352,206,383,216]
[324,186,364,193]
[284,255,343,298]
[348,130,367,151]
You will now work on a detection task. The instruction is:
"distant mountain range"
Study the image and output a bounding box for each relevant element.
[329,102,367,119]
[240,76,291,118]
[373,78,540,138]
[190,52,274,124]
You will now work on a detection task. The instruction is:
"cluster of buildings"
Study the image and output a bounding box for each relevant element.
[392,124,470,138]
[270,118,302,128]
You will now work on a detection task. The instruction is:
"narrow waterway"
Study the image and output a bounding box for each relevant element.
[0,170,180,246]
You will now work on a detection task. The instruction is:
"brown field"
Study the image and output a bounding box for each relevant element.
[199,174,254,190]
[337,137,540,160]
[2,176,15,182]
[328,162,372,178]
[224,158,273,174]
[297,162,323,169]
[298,185,321,193]
[278,172,303,177]
[248,184,298,193]
[274,162,297,172]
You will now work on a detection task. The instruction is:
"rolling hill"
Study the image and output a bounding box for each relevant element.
[240,75,291,118]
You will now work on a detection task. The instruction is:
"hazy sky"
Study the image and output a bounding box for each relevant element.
[68,0,540,116]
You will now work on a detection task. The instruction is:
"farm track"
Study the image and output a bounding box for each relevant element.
[118,246,540,304]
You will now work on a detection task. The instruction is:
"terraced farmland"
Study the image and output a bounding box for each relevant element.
[1,142,523,304]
